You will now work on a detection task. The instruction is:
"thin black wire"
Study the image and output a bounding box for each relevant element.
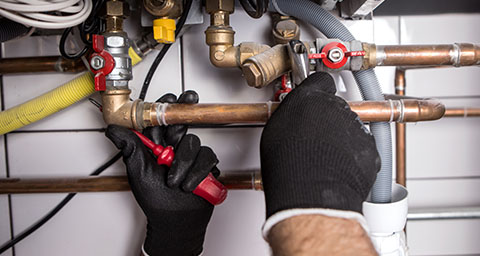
[59,0,105,60]
[0,152,122,254]
[138,0,193,101]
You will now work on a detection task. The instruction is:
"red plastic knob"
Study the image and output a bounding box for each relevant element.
[193,173,228,205]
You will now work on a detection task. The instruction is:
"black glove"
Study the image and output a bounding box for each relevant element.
[105,91,220,256]
[260,72,381,218]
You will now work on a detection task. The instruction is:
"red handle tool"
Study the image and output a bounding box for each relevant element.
[131,129,228,205]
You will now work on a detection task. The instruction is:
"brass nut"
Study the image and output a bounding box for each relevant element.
[206,0,234,14]
[143,0,182,18]
[104,1,130,17]
[242,62,263,88]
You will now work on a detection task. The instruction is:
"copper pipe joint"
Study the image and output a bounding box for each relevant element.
[372,43,480,67]
[0,171,263,194]
[0,56,86,74]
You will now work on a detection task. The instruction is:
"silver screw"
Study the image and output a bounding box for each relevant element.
[90,55,105,70]
[327,48,344,63]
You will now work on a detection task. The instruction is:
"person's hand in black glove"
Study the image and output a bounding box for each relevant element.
[260,72,381,233]
[105,91,220,256]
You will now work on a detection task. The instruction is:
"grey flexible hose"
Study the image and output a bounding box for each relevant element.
[273,0,392,203]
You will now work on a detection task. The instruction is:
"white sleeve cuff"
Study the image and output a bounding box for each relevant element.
[142,245,149,256]
[262,208,370,241]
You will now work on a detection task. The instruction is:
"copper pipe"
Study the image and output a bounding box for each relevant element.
[0,56,86,74]
[444,108,480,117]
[374,44,480,67]
[146,99,445,126]
[395,68,406,187]
[0,171,263,194]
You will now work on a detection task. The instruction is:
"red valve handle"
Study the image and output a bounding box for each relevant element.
[90,35,115,92]
[131,129,228,205]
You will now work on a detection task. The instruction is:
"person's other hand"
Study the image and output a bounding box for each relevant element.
[106,91,220,256]
[261,72,381,219]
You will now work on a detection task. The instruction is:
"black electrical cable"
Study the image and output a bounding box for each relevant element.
[0,152,122,254]
[59,0,106,60]
[138,0,193,101]
[239,0,268,19]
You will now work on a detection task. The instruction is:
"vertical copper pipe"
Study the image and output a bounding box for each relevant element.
[395,68,406,187]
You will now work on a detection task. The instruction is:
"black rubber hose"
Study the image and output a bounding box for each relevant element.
[0,19,30,43]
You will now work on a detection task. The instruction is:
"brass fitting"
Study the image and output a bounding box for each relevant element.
[101,89,141,129]
[272,14,300,44]
[205,0,270,69]
[241,44,291,88]
[361,43,377,70]
[143,0,183,18]
[102,0,130,33]
[206,0,234,14]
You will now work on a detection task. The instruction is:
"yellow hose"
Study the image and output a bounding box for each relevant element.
[0,48,143,135]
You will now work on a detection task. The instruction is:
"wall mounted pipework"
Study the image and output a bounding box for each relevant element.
[100,89,445,130]
[0,56,86,74]
[204,0,289,88]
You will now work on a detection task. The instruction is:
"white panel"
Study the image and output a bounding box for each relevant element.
[204,191,269,256]
[8,132,124,176]
[407,219,480,256]
[11,192,146,256]
[400,14,480,44]
[190,128,262,171]
[406,117,480,179]
[407,179,480,209]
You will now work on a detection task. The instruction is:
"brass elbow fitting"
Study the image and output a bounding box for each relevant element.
[101,89,142,129]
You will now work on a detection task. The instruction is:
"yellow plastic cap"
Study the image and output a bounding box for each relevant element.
[153,19,176,44]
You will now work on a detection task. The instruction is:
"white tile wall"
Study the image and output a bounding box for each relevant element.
[1,5,479,256]
[0,135,13,256]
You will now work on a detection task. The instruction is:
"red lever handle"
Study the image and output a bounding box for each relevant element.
[131,129,228,205]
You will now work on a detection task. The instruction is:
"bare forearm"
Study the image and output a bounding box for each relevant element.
[268,214,377,256]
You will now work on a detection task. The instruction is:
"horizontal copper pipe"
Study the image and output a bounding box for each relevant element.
[0,56,86,74]
[0,171,263,194]
[150,99,445,126]
[375,44,480,67]
[444,108,480,117]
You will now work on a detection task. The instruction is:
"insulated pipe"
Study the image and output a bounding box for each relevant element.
[0,56,87,74]
[0,48,143,135]
[0,172,263,193]
[273,0,393,203]
[395,68,406,187]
